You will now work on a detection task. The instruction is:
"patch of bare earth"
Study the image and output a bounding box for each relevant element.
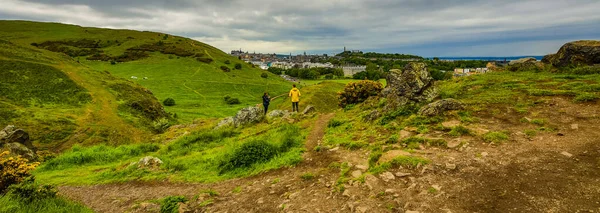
[60,98,600,212]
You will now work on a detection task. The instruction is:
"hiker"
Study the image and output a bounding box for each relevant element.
[289,84,301,112]
[262,92,270,115]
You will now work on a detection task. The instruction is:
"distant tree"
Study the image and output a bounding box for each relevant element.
[234,63,242,70]
[325,73,334,79]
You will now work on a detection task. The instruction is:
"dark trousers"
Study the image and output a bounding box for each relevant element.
[263,104,269,114]
[292,102,299,112]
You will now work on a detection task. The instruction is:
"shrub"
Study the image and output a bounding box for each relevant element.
[261,73,268,78]
[224,60,231,64]
[152,118,171,133]
[196,57,213,63]
[160,196,188,213]
[6,176,57,202]
[163,98,176,106]
[482,131,509,143]
[219,140,279,173]
[110,60,116,65]
[225,97,240,105]
[338,80,383,108]
[220,66,231,72]
[234,63,242,70]
[574,93,598,103]
[325,73,334,79]
[0,151,39,192]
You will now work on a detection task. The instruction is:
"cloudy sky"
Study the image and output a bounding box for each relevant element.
[1,0,599,56]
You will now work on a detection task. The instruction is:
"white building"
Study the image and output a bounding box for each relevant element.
[342,66,366,77]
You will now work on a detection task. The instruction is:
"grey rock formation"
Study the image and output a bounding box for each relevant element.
[301,105,316,115]
[509,57,537,65]
[418,98,464,117]
[217,106,265,128]
[382,63,438,111]
[542,40,600,67]
[268,110,288,118]
[7,143,36,161]
[1,125,37,160]
[138,156,163,169]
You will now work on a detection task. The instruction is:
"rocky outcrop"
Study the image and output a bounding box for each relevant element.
[137,156,163,169]
[1,125,37,161]
[268,110,288,118]
[418,98,464,116]
[542,40,600,67]
[509,57,537,65]
[302,105,316,115]
[217,106,265,128]
[382,63,438,111]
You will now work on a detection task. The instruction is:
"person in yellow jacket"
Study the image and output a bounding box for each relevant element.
[289,84,301,112]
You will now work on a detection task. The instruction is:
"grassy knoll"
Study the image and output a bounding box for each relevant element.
[0,20,292,123]
[33,118,311,185]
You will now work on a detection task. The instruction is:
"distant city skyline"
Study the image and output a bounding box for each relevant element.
[1,0,599,56]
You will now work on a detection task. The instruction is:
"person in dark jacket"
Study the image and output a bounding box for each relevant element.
[262,92,271,115]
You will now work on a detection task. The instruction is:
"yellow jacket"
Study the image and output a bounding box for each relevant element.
[289,88,301,102]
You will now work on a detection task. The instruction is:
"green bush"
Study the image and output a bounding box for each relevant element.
[224,60,231,64]
[163,98,176,106]
[338,80,383,108]
[220,66,231,72]
[219,140,279,173]
[261,73,268,78]
[574,93,598,103]
[6,177,57,202]
[325,73,334,79]
[225,97,240,105]
[234,63,242,70]
[160,196,188,213]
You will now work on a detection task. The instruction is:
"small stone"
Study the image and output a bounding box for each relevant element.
[395,172,411,177]
[356,206,369,213]
[289,192,299,199]
[329,147,340,152]
[343,190,351,197]
[561,151,573,158]
[385,189,396,194]
[380,172,396,182]
[432,185,442,191]
[406,211,420,213]
[571,124,579,130]
[447,139,462,149]
[257,197,264,204]
[445,163,456,170]
[481,152,488,157]
[355,165,368,171]
[351,170,363,178]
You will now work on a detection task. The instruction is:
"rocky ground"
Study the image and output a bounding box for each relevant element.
[58,97,600,213]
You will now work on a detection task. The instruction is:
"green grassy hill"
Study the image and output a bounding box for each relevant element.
[0,20,291,149]
[0,20,291,122]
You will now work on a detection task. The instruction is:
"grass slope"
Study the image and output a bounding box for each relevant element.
[0,20,292,123]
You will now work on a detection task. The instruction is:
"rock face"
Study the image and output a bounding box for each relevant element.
[138,156,163,169]
[542,40,600,67]
[382,63,438,111]
[217,106,265,128]
[418,98,465,116]
[509,57,537,65]
[0,125,37,161]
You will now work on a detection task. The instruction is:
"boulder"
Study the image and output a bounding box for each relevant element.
[302,105,316,115]
[232,106,264,127]
[542,40,600,67]
[418,99,464,117]
[138,156,163,169]
[509,57,537,65]
[382,63,438,111]
[268,110,288,118]
[7,143,36,161]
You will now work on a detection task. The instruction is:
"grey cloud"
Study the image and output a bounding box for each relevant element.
[3,0,600,55]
